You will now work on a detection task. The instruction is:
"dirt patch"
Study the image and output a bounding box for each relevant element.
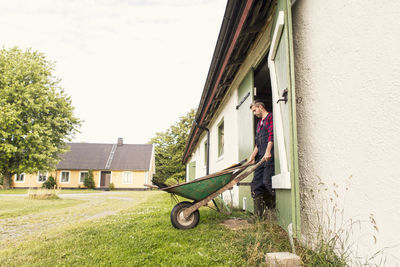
[221,218,253,230]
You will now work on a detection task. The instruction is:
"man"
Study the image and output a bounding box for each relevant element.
[248,100,275,219]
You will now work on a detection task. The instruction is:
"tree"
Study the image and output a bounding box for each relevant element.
[0,47,81,189]
[148,109,196,184]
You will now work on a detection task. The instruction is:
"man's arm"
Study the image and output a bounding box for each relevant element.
[263,113,274,162]
[248,145,258,164]
[263,141,273,162]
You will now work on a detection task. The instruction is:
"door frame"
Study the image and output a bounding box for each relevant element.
[267,5,301,237]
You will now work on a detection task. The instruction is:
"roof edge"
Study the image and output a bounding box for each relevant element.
[182,0,254,164]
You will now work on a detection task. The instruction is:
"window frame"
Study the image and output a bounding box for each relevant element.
[15,173,25,183]
[37,171,48,183]
[60,171,70,184]
[217,119,224,158]
[122,171,133,184]
[79,171,89,184]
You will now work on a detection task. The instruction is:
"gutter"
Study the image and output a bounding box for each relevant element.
[182,0,254,164]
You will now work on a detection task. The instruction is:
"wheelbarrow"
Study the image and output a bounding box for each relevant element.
[156,159,265,229]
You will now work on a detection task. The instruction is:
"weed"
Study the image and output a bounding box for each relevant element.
[109,182,115,190]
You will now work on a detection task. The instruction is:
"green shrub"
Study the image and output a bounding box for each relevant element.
[164,178,179,186]
[84,170,95,189]
[109,182,115,190]
[42,176,57,189]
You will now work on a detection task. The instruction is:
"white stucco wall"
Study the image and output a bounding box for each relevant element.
[292,1,400,264]
[186,89,240,206]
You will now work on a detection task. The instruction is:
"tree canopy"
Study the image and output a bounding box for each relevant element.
[0,47,81,188]
[148,109,196,184]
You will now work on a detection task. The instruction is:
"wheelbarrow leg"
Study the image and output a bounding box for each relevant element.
[212,199,220,212]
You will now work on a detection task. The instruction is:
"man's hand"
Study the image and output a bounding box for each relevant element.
[247,157,255,165]
[263,151,272,162]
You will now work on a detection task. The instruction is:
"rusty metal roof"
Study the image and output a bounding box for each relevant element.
[57,143,153,171]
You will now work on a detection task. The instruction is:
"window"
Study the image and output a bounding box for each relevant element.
[144,172,149,184]
[218,120,224,157]
[38,172,47,182]
[15,173,25,183]
[204,140,208,166]
[188,161,196,181]
[60,171,70,183]
[123,171,133,184]
[79,171,88,184]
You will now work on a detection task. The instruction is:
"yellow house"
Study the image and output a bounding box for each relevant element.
[12,138,155,190]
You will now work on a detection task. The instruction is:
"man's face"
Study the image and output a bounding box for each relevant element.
[251,105,262,118]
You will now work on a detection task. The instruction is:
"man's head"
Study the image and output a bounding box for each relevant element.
[250,100,267,118]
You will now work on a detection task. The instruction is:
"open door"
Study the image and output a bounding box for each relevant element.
[237,70,255,213]
[268,0,301,237]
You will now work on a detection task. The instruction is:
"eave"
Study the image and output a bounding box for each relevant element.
[182,0,273,164]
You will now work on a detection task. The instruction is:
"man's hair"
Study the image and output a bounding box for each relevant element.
[250,100,265,109]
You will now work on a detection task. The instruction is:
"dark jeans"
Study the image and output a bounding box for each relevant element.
[251,156,275,199]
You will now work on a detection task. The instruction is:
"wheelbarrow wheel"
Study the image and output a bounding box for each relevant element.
[170,201,200,229]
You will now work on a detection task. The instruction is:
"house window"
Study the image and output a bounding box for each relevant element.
[60,171,70,183]
[144,172,149,184]
[38,172,47,183]
[218,120,224,157]
[79,171,88,184]
[15,173,25,183]
[188,161,196,181]
[123,171,133,184]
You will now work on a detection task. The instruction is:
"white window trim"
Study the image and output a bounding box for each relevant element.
[14,173,25,183]
[37,171,48,183]
[122,171,133,184]
[217,119,224,158]
[60,171,71,184]
[79,171,89,184]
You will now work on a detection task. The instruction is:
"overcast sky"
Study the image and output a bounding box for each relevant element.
[0,0,227,144]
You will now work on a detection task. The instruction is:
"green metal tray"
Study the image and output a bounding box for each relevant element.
[161,173,233,201]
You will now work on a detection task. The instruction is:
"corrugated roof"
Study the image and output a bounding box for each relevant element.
[57,143,153,171]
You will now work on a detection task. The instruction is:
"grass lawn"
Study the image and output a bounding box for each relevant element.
[0,189,101,194]
[0,197,82,219]
[0,191,294,266]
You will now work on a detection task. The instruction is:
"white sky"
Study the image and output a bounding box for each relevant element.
[0,0,227,144]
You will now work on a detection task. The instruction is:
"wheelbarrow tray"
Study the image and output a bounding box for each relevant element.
[161,171,234,202]
[161,160,265,229]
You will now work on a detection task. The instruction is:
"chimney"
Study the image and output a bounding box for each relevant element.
[117,137,123,146]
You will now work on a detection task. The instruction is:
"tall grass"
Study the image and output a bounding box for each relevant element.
[298,177,387,266]
[27,188,60,200]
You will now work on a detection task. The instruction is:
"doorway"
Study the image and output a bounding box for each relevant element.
[254,56,273,124]
[100,171,111,188]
